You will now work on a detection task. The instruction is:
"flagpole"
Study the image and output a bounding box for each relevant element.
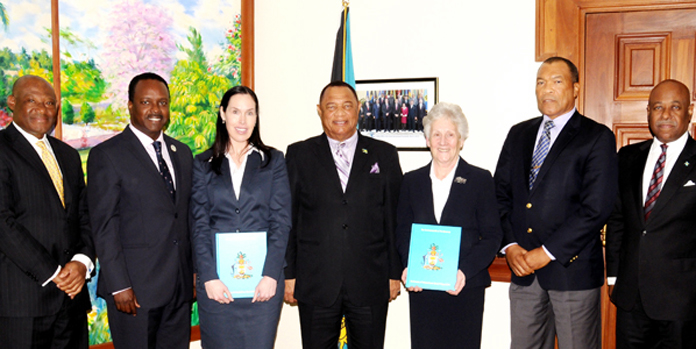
[342,0,349,81]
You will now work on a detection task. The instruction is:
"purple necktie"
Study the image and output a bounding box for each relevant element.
[334,142,350,192]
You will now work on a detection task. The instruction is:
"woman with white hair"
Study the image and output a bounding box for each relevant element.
[395,102,503,348]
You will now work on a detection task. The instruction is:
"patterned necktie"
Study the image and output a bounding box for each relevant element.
[153,141,176,201]
[529,120,555,189]
[36,141,64,207]
[644,143,668,220]
[334,142,350,192]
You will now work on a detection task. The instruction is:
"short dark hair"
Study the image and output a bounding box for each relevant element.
[542,57,579,83]
[319,81,358,104]
[128,72,170,102]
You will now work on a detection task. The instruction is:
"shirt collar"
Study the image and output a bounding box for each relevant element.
[326,130,359,149]
[13,122,48,145]
[129,124,165,148]
[429,159,459,183]
[542,107,575,128]
[652,130,690,150]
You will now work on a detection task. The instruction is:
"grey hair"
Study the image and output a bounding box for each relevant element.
[422,102,469,142]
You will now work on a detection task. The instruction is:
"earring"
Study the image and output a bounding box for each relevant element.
[222,119,226,124]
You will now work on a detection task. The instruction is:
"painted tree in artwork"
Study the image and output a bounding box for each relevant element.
[167,27,231,154]
[100,0,175,111]
[211,14,242,83]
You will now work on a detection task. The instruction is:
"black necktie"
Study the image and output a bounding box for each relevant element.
[153,141,175,202]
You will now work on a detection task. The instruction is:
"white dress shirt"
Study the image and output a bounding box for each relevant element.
[429,161,458,223]
[129,124,177,189]
[12,122,94,286]
[226,146,261,201]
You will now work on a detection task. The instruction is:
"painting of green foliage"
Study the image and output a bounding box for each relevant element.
[1,0,243,345]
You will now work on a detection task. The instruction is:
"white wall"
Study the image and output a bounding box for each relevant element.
[249,1,542,347]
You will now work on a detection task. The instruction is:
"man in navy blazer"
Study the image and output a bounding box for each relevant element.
[606,79,696,347]
[88,73,193,348]
[284,81,403,348]
[494,57,618,348]
[0,75,95,348]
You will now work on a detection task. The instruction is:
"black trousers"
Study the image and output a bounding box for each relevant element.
[616,292,696,348]
[298,291,388,349]
[0,296,89,349]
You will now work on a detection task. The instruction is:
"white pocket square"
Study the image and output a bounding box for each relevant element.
[684,180,696,187]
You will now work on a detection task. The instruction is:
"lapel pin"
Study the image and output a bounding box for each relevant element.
[170,144,177,152]
[362,148,368,154]
[454,176,467,184]
[685,161,690,167]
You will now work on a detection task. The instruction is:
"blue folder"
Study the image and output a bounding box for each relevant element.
[215,231,267,298]
[405,223,461,291]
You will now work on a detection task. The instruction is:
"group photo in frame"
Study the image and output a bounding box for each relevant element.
[355,77,438,150]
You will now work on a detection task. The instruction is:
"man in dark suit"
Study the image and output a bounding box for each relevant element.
[284,81,403,348]
[88,73,194,348]
[417,98,427,131]
[372,97,382,132]
[0,75,95,348]
[606,79,696,348]
[494,57,618,348]
[408,98,417,132]
[382,95,393,132]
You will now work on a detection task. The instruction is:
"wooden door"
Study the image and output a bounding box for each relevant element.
[536,1,696,348]
[585,6,696,349]
[584,8,696,133]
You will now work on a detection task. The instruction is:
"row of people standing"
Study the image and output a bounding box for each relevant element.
[2,54,694,349]
[359,95,427,132]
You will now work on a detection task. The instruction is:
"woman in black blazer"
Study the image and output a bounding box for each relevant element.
[190,86,291,349]
[395,102,503,349]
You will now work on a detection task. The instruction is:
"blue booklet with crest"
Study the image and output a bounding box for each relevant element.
[215,231,267,298]
[405,223,462,291]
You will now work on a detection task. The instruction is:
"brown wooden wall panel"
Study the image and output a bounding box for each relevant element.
[613,123,653,148]
[489,257,512,282]
[615,33,671,100]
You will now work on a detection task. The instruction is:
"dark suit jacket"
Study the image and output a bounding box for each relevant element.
[87,126,193,308]
[606,136,696,321]
[395,158,503,288]
[0,123,94,317]
[190,149,291,285]
[284,133,402,307]
[372,103,381,120]
[494,111,618,291]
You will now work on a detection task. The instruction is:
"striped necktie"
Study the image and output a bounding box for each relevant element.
[36,141,64,207]
[644,143,667,220]
[334,142,350,192]
[529,120,555,189]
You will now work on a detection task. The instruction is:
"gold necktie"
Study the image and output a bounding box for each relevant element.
[36,141,65,207]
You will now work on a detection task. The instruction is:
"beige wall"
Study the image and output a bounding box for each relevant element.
[210,0,545,347]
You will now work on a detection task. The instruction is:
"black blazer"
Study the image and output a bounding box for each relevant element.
[606,136,696,321]
[87,126,193,307]
[0,123,94,317]
[284,133,402,307]
[395,158,503,289]
[494,111,618,291]
[190,149,291,285]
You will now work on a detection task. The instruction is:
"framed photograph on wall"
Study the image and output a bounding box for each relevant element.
[355,77,438,151]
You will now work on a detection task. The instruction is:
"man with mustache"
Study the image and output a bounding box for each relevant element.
[87,73,194,348]
[494,57,618,348]
[606,79,696,347]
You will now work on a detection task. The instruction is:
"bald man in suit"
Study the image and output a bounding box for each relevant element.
[606,79,696,348]
[0,75,94,348]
